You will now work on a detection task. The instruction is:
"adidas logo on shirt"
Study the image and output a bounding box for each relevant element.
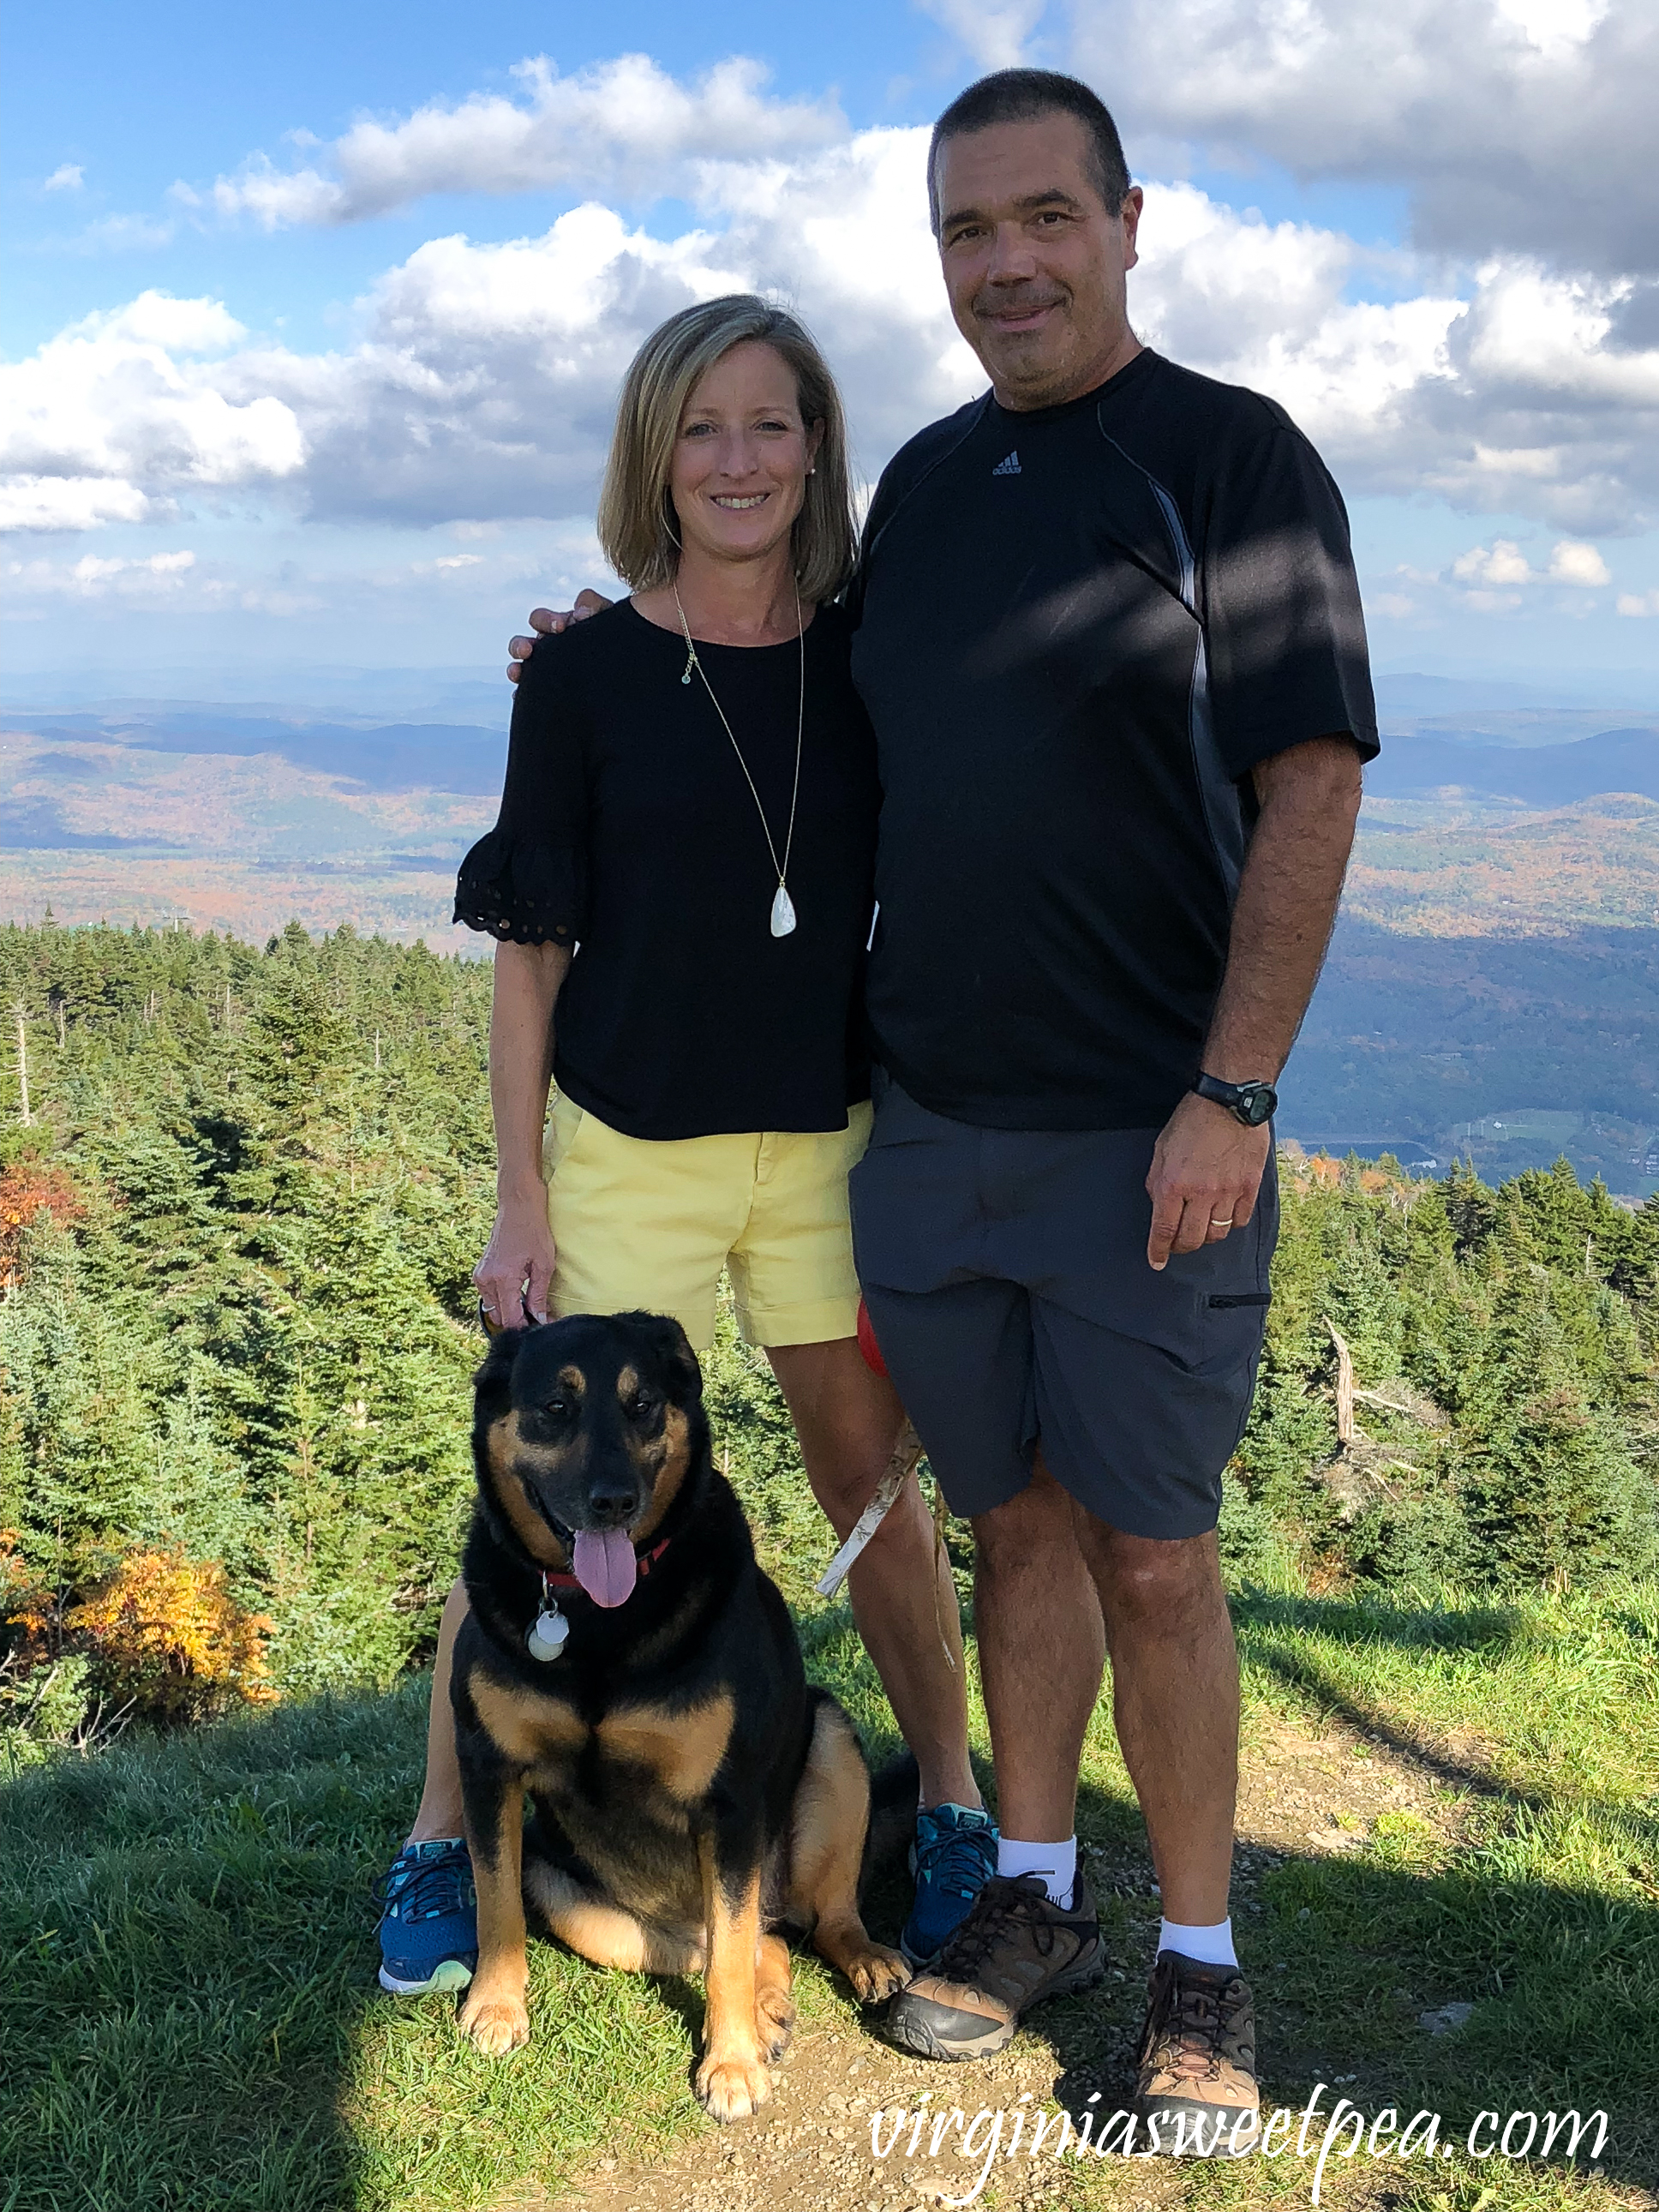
[991,451,1021,477]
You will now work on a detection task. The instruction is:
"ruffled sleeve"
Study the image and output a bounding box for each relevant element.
[453,827,586,944]
[453,632,590,944]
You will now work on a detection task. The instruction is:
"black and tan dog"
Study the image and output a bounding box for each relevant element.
[451,1309,913,2120]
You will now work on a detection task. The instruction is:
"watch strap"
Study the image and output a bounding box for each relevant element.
[1192,1071,1278,1125]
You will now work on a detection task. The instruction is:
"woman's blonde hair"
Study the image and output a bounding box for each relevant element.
[596,296,857,604]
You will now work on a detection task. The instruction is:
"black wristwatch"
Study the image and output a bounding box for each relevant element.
[1192,1071,1279,1127]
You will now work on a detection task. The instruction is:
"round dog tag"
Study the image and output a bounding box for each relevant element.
[526,1605,569,1661]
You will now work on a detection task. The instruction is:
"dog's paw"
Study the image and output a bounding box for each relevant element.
[845,1944,911,2005]
[756,1984,796,2060]
[695,2048,773,2123]
[458,1988,530,2056]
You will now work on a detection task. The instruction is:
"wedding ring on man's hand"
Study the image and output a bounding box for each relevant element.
[1209,1216,1235,1229]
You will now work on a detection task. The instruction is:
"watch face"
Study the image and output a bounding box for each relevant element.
[1243,1085,1278,1126]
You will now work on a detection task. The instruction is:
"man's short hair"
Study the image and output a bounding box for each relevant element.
[928,69,1131,235]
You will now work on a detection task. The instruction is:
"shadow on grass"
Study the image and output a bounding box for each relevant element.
[0,1681,711,2212]
[1235,1589,1531,1659]
[0,1687,410,2212]
[1234,1589,1659,1862]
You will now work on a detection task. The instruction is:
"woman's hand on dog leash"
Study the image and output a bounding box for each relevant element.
[507,591,614,683]
[473,1195,557,1330]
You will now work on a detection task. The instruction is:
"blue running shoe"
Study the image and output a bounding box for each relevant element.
[375,1837,477,1994]
[901,1802,998,1965]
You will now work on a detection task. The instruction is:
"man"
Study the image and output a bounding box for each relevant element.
[513,69,1374,2137]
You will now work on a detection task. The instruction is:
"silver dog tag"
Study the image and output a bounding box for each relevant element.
[526,1604,569,1661]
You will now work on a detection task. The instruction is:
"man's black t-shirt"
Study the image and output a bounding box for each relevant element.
[454,599,878,1139]
[848,348,1378,1132]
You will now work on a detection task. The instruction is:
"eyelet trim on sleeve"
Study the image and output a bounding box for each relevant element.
[453,828,586,945]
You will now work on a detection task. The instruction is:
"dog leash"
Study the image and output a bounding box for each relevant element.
[817,1304,957,1674]
[814,1422,922,1601]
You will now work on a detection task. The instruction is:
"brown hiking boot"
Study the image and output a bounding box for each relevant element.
[1133,1951,1260,2155]
[883,1871,1104,2060]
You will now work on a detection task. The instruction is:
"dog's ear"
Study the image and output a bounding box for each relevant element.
[616,1310,703,1404]
[473,1325,530,1399]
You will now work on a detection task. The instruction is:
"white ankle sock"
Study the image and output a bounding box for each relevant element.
[997,1836,1076,1906]
[1158,1916,1237,1968]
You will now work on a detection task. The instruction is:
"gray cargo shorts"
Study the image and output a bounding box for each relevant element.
[847,1070,1277,1538]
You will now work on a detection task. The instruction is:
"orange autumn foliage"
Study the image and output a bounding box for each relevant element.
[67,1545,278,1721]
[0,1163,86,1289]
[0,1528,57,1655]
[1303,1154,1344,1188]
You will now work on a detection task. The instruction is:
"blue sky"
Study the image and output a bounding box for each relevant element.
[5,0,1658,701]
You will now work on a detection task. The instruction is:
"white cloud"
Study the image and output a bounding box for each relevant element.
[1129,184,1464,454]
[73,213,178,255]
[42,163,84,193]
[13,113,1659,546]
[915,0,1047,69]
[195,54,844,229]
[1548,539,1612,585]
[0,291,305,536]
[1494,0,1610,52]
[203,132,982,525]
[1381,531,1618,618]
[1616,589,1659,616]
[1453,539,1536,586]
[1127,197,1659,532]
[1068,0,1659,278]
[0,476,153,532]
[7,549,196,597]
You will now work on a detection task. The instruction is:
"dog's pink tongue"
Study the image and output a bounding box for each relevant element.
[572,1528,637,1608]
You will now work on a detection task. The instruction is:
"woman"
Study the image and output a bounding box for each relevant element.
[375,297,994,1998]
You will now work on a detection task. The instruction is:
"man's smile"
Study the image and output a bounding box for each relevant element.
[978,294,1067,334]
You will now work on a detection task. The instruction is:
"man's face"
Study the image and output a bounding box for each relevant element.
[933,113,1142,412]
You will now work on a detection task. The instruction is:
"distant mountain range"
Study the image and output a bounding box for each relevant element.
[1372,670,1659,716]
[3,684,1656,1190]
[17,710,505,798]
[15,694,1656,804]
[1366,726,1658,806]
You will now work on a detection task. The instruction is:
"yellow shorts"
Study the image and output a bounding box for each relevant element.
[545,1094,872,1352]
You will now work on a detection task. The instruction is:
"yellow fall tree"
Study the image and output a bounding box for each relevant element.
[67,1546,278,1721]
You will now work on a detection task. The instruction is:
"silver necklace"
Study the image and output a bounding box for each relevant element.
[671,578,804,938]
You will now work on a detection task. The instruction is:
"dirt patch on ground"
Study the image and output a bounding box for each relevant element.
[1235,1702,1467,1857]
[545,1708,1466,2212]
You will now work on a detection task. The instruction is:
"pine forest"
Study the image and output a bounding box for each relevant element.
[2,919,1657,1762]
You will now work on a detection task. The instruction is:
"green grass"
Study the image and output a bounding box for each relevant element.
[1226,1590,1659,2157]
[986,1584,1659,2211]
[5,1331,1657,2208]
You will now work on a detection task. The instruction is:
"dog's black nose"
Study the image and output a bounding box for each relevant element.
[586,1480,639,1528]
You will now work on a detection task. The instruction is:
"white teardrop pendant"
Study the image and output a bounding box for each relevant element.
[770,884,798,938]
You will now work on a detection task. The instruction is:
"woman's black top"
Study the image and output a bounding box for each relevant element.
[454,598,879,1141]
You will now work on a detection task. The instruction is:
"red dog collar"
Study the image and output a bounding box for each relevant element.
[541,1536,671,1594]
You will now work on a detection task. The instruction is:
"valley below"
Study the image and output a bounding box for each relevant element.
[3,689,1656,1195]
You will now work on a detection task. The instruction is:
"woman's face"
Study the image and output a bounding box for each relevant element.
[669,340,824,572]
